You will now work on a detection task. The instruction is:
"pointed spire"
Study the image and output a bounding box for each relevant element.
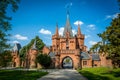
[32,39,37,50]
[67,9,69,20]
[13,43,21,52]
[77,24,81,35]
[63,9,73,37]
[55,23,59,37]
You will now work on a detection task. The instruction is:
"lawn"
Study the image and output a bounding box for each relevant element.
[78,67,120,80]
[0,70,48,80]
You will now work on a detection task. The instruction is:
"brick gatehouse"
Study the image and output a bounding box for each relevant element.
[12,10,112,69]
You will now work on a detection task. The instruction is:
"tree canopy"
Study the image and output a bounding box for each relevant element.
[0,0,20,53]
[0,50,12,67]
[90,14,120,68]
[36,53,52,68]
[19,36,45,61]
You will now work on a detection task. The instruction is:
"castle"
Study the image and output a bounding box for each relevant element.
[12,11,112,69]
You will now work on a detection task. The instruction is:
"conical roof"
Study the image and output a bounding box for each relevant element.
[13,43,21,52]
[63,10,73,37]
[32,40,37,50]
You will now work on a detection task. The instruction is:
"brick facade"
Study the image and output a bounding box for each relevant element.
[12,11,112,69]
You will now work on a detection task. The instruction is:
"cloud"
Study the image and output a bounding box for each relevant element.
[59,27,64,36]
[72,29,77,36]
[14,34,28,40]
[89,41,97,45]
[59,27,77,36]
[39,28,51,35]
[74,20,84,26]
[12,40,20,43]
[105,13,119,20]
[87,24,95,30]
[85,35,91,39]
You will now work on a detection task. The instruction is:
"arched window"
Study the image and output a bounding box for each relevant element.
[66,39,69,50]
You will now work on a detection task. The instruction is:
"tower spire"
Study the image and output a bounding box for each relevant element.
[63,8,73,37]
[77,24,81,35]
[55,23,59,37]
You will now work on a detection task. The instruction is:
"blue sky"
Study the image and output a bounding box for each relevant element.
[8,0,119,50]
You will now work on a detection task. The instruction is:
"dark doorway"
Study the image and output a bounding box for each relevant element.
[62,56,73,69]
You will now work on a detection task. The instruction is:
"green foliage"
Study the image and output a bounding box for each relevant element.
[0,70,48,80]
[19,36,45,61]
[19,46,27,61]
[36,53,52,68]
[78,67,120,80]
[0,0,20,53]
[27,36,45,50]
[0,50,12,67]
[90,14,120,68]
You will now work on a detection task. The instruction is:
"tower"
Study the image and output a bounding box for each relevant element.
[12,43,21,67]
[76,24,85,51]
[30,40,38,68]
[63,10,73,37]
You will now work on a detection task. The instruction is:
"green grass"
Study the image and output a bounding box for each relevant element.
[78,67,120,80]
[0,70,48,80]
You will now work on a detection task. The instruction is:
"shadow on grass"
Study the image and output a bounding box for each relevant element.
[101,70,120,77]
[78,71,110,80]
[0,70,48,80]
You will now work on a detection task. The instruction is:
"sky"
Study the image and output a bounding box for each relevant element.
[8,0,120,50]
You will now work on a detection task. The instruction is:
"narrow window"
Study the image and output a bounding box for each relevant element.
[83,61,87,66]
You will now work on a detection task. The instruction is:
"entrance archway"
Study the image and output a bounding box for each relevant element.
[62,56,73,69]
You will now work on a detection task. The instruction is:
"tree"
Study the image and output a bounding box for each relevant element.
[90,42,101,53]
[19,36,45,62]
[0,50,12,67]
[36,53,52,68]
[26,36,45,51]
[97,14,120,68]
[0,0,20,53]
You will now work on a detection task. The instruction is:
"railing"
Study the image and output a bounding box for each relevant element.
[60,50,75,54]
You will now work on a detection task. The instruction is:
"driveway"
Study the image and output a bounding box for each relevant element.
[37,69,88,80]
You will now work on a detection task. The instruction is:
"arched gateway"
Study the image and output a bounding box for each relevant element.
[52,9,87,69]
[62,56,73,69]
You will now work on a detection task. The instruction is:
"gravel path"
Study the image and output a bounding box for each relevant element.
[37,69,88,80]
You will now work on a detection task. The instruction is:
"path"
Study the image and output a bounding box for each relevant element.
[37,69,88,80]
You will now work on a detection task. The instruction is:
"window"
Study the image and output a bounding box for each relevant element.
[66,47,69,50]
[83,61,87,66]
[66,40,69,50]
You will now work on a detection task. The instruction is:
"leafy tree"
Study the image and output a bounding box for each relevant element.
[36,53,52,68]
[0,0,20,53]
[90,42,101,53]
[19,46,27,62]
[19,36,45,61]
[96,14,120,68]
[26,36,45,51]
[0,50,12,67]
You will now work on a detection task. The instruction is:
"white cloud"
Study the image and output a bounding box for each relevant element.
[85,35,91,39]
[105,13,119,20]
[87,24,95,30]
[72,29,77,36]
[74,20,84,26]
[13,40,20,43]
[89,41,97,45]
[14,34,28,40]
[59,27,77,36]
[59,27,64,36]
[39,28,51,35]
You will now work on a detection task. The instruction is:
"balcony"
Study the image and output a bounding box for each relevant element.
[60,50,75,54]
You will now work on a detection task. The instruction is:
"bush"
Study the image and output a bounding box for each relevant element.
[36,53,52,68]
